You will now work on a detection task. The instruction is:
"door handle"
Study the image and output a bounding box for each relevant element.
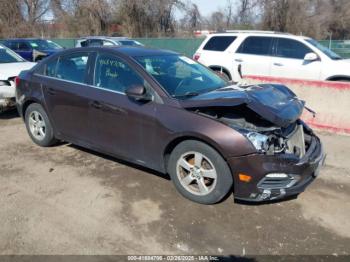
[235,59,243,62]
[100,103,126,115]
[47,88,56,95]
[90,101,102,109]
[273,62,284,66]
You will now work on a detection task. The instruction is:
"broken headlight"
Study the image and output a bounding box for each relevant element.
[246,132,270,152]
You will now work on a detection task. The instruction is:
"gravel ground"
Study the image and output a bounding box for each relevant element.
[0,110,349,256]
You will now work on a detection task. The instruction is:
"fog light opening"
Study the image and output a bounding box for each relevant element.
[239,173,252,183]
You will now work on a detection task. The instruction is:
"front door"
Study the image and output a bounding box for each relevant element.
[88,52,159,166]
[270,38,322,80]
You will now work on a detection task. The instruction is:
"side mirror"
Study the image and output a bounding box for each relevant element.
[125,85,152,101]
[304,52,319,61]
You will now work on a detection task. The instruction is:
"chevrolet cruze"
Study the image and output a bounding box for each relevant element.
[15,46,325,204]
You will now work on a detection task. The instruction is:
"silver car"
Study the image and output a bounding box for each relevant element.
[75,36,143,48]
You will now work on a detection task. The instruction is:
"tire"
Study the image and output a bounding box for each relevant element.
[168,140,233,204]
[25,103,57,147]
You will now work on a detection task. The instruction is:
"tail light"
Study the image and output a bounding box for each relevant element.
[15,76,20,87]
[193,53,201,61]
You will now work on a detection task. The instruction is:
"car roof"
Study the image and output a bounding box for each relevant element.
[208,31,311,40]
[4,38,45,41]
[78,36,132,41]
[106,46,178,56]
[61,46,178,57]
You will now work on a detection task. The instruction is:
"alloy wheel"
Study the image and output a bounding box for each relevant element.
[28,111,46,141]
[176,151,217,196]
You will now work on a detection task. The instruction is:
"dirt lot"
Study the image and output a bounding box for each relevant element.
[0,110,349,256]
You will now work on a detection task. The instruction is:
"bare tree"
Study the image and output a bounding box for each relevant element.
[0,0,25,37]
[117,0,184,37]
[22,0,50,25]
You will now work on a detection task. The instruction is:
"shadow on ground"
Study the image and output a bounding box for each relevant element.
[0,109,19,119]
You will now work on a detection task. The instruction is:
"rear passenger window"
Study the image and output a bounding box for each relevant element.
[94,53,144,94]
[5,42,17,50]
[275,38,312,59]
[56,52,89,83]
[237,36,273,55]
[18,42,31,51]
[203,36,237,51]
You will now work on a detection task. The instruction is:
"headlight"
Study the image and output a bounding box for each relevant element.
[246,132,269,152]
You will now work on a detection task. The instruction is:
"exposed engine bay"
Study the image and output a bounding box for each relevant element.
[192,105,312,158]
[180,83,313,158]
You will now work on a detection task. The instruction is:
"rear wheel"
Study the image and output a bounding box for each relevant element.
[168,140,233,204]
[25,103,57,147]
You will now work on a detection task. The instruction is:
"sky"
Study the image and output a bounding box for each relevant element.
[189,0,228,16]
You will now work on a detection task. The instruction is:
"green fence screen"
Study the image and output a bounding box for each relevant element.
[2,38,350,58]
[35,38,350,59]
[50,38,204,57]
[134,38,204,57]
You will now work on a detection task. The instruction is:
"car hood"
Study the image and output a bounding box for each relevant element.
[0,62,36,80]
[179,84,305,128]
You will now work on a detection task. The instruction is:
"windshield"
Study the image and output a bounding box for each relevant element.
[28,40,62,50]
[306,39,342,60]
[135,55,227,98]
[0,45,25,63]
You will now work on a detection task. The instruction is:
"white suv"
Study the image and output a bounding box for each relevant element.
[194,31,350,82]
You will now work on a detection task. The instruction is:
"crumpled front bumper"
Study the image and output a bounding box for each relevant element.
[228,134,325,202]
[0,84,16,112]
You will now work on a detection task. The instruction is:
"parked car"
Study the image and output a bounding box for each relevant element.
[194,30,350,82]
[0,44,35,112]
[75,36,144,48]
[3,38,63,62]
[16,46,324,204]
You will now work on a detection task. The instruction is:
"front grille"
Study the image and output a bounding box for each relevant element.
[258,175,298,190]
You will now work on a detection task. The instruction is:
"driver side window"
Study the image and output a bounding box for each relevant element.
[94,53,145,94]
[275,38,312,59]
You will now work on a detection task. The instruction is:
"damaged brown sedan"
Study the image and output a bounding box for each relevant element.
[15,46,325,204]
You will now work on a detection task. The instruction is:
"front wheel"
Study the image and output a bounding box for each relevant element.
[25,103,58,147]
[168,140,233,204]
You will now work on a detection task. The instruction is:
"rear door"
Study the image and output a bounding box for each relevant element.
[270,38,322,80]
[40,51,93,143]
[17,41,33,61]
[196,36,237,78]
[233,36,273,78]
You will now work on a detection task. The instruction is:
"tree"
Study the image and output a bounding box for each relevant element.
[0,0,25,37]
[117,0,184,37]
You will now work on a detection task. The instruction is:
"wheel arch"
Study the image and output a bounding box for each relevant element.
[163,135,229,173]
[326,75,350,82]
[22,98,42,120]
[208,65,232,80]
